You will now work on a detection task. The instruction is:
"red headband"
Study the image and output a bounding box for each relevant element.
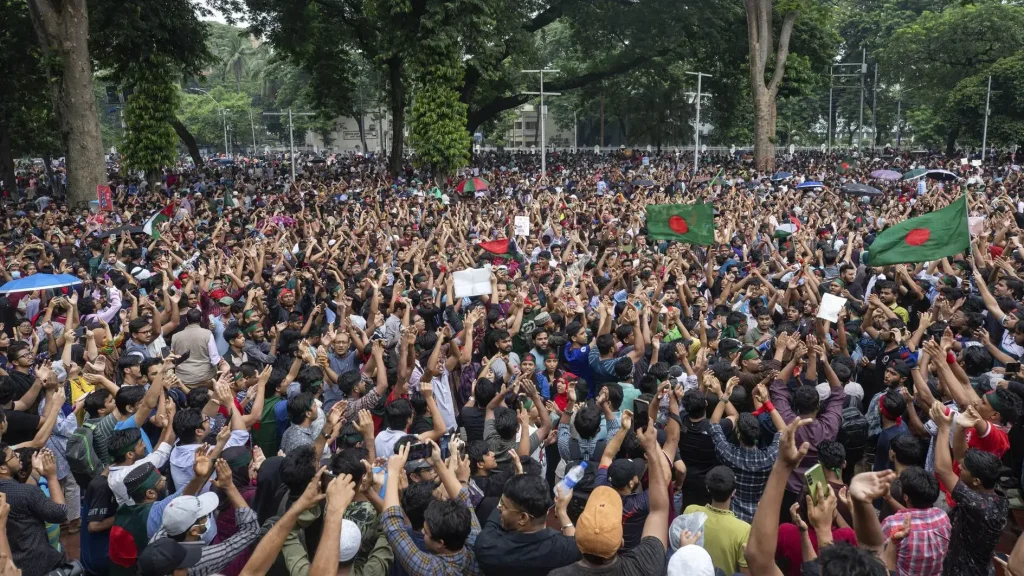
[878,396,902,426]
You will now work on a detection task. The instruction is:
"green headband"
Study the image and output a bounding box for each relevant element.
[129,469,161,498]
[114,439,141,459]
[742,349,759,361]
[225,451,253,470]
[242,323,261,335]
[986,391,1006,415]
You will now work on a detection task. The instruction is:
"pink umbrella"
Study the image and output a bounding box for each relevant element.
[870,169,901,181]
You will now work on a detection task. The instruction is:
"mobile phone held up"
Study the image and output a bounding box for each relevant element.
[803,463,829,504]
[407,442,432,461]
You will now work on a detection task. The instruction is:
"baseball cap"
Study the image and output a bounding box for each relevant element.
[607,458,646,489]
[161,493,219,536]
[138,538,204,575]
[405,459,432,473]
[218,296,235,306]
[339,519,362,563]
[575,486,623,558]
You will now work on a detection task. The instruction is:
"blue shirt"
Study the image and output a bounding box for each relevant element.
[563,345,593,396]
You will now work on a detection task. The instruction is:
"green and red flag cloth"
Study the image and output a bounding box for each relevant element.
[142,202,175,239]
[866,195,970,266]
[838,157,855,174]
[455,177,489,194]
[478,239,512,254]
[646,203,715,245]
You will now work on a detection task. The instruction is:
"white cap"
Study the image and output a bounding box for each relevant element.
[338,519,361,562]
[161,493,219,536]
[667,545,714,576]
[816,382,832,401]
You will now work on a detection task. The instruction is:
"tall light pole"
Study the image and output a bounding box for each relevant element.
[248,109,257,153]
[263,109,314,183]
[895,85,913,150]
[858,48,866,154]
[871,63,878,153]
[685,71,712,173]
[827,61,866,153]
[223,109,231,156]
[188,88,229,156]
[982,75,992,162]
[522,69,560,176]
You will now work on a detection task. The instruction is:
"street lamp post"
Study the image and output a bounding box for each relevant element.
[188,88,230,156]
[685,71,712,173]
[522,69,561,176]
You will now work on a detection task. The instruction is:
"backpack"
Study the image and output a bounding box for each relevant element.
[838,406,869,452]
[67,422,102,477]
[562,438,607,522]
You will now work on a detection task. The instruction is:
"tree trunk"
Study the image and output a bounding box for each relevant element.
[355,115,369,153]
[42,154,56,191]
[27,0,106,209]
[171,117,204,167]
[744,1,797,173]
[386,57,405,176]
[944,126,959,157]
[753,92,775,172]
[0,124,15,197]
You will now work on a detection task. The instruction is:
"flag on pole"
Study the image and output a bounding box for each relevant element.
[646,203,715,245]
[838,157,856,174]
[478,239,511,254]
[865,196,971,266]
[143,203,175,240]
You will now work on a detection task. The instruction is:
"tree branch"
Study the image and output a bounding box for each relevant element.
[767,11,798,96]
[466,52,662,130]
[526,0,575,33]
[758,0,771,73]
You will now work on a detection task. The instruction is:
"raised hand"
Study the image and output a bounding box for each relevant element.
[848,470,897,503]
[211,458,233,490]
[193,444,213,478]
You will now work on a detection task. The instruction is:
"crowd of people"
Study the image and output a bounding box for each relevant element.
[0,147,1023,576]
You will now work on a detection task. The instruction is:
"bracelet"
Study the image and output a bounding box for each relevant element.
[763,400,774,413]
[560,523,574,531]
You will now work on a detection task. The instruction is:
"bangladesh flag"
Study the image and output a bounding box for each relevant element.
[866,196,971,266]
[838,157,855,174]
[646,203,715,245]
[142,203,175,239]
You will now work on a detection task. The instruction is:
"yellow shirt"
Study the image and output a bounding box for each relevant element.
[889,302,909,324]
[69,377,95,425]
[683,504,750,573]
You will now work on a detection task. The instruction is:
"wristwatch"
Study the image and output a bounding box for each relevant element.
[322,430,333,439]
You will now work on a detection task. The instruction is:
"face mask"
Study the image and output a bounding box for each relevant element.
[199,516,217,545]
[9,272,20,280]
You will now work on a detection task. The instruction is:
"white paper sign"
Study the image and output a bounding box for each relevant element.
[642,156,650,166]
[960,158,969,165]
[969,216,986,236]
[453,268,493,298]
[971,159,982,167]
[816,293,848,323]
[514,216,530,236]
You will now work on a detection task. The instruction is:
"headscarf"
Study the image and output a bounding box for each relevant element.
[253,456,287,524]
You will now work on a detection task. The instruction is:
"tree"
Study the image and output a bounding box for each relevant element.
[881,2,1024,153]
[121,58,179,185]
[91,0,214,167]
[0,0,61,193]
[25,0,106,207]
[178,87,256,152]
[949,54,1024,149]
[744,0,800,171]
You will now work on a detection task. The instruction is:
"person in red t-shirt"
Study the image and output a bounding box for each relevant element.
[939,389,1021,505]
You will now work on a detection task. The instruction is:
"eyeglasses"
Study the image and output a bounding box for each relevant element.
[497,497,530,517]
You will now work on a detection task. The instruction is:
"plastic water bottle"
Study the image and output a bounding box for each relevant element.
[555,462,588,497]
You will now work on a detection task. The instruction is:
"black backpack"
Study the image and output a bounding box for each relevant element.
[838,405,869,452]
[563,438,607,522]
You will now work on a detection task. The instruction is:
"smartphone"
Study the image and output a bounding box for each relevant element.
[1007,362,1021,374]
[407,442,432,461]
[458,427,468,443]
[172,350,191,366]
[633,399,650,418]
[320,470,336,492]
[804,463,829,504]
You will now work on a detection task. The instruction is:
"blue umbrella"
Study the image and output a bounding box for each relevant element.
[796,181,823,189]
[0,274,83,294]
[772,171,793,181]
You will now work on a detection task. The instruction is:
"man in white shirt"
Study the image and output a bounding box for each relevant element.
[107,411,176,506]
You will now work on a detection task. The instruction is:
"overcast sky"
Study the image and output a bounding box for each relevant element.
[199,0,244,25]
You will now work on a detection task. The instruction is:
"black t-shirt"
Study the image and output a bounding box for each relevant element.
[548,536,666,576]
[1,409,40,445]
[678,418,732,504]
[459,406,487,442]
[474,509,582,576]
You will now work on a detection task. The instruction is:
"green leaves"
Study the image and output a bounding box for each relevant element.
[122,59,179,174]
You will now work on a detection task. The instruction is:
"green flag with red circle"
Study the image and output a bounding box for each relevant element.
[866,196,971,266]
[646,203,715,245]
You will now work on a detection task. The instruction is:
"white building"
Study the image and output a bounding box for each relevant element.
[304,114,392,153]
